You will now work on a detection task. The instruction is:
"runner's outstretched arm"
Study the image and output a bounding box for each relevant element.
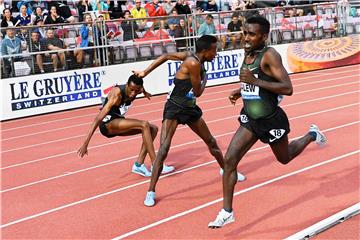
[77,88,120,157]
[132,51,189,78]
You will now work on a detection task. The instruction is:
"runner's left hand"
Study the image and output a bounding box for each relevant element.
[144,91,152,100]
[240,69,256,85]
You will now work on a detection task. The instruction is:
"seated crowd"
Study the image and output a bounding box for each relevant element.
[0,0,355,78]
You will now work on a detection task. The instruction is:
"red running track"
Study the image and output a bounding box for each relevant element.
[1,64,359,239]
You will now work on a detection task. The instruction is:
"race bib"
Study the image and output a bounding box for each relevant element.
[241,82,260,100]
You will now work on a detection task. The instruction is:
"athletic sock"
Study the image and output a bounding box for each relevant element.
[224,208,233,213]
[309,131,317,141]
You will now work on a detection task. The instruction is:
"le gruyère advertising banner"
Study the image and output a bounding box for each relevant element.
[1,35,359,121]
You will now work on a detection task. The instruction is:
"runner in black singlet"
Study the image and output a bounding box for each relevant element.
[133,35,246,207]
[78,74,174,177]
[208,16,327,228]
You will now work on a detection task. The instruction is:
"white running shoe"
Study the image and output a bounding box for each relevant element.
[144,191,156,207]
[309,124,327,146]
[151,164,175,175]
[220,169,246,182]
[208,209,235,228]
[132,163,151,177]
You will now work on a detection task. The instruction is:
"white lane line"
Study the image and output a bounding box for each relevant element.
[112,150,360,240]
[1,115,359,194]
[2,81,358,153]
[2,115,358,193]
[2,89,359,170]
[1,67,358,132]
[2,150,357,232]
[2,73,357,142]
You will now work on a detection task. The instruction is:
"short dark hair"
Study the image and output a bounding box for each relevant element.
[195,35,217,53]
[128,74,143,86]
[246,16,270,34]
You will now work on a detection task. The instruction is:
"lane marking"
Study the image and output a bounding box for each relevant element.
[1,124,358,229]
[112,151,359,240]
[2,81,358,153]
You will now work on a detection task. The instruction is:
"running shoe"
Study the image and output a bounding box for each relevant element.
[132,163,151,177]
[220,169,246,182]
[144,191,156,207]
[208,209,235,228]
[151,164,175,174]
[309,124,327,146]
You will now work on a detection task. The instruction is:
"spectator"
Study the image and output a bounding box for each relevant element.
[44,5,65,25]
[16,27,30,49]
[15,4,32,26]
[207,0,218,12]
[108,0,123,19]
[216,0,231,11]
[16,0,34,15]
[162,0,174,15]
[43,28,66,71]
[90,0,110,20]
[198,14,216,36]
[174,0,191,15]
[220,13,243,50]
[77,0,93,22]
[130,0,147,30]
[168,8,180,34]
[1,8,17,36]
[244,0,256,9]
[231,0,246,11]
[145,0,166,18]
[94,14,111,65]
[34,16,46,39]
[29,30,45,73]
[121,10,139,42]
[174,18,187,50]
[193,7,205,30]
[196,0,207,11]
[31,6,45,25]
[80,13,95,64]
[144,0,166,28]
[51,1,75,23]
[0,0,10,18]
[1,28,23,77]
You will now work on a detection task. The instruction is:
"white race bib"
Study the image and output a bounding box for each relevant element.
[241,82,260,100]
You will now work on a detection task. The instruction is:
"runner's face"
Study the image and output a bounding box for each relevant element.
[204,43,217,62]
[243,23,266,53]
[126,82,142,100]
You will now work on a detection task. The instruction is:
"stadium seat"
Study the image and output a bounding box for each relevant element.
[293,29,304,41]
[281,30,293,43]
[125,46,138,61]
[304,28,313,40]
[152,43,164,57]
[164,42,177,53]
[138,44,152,59]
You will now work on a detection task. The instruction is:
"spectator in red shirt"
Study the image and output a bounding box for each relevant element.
[144,0,166,29]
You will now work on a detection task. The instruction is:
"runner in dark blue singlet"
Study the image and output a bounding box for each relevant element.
[133,35,246,207]
[78,74,174,177]
[209,16,327,228]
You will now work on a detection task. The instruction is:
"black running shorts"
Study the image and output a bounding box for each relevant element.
[163,100,203,125]
[99,114,124,138]
[238,107,290,144]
